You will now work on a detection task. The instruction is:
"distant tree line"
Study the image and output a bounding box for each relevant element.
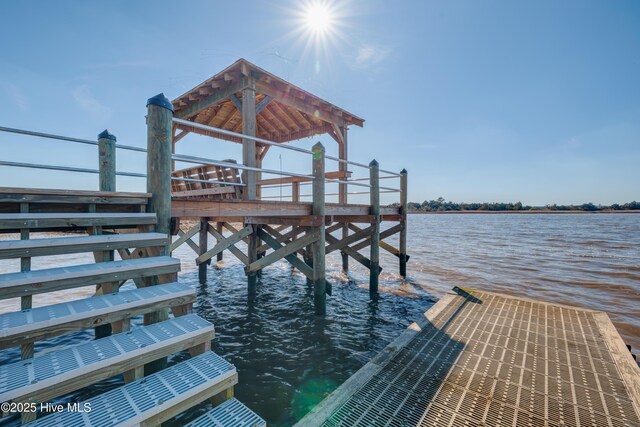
[389,197,640,212]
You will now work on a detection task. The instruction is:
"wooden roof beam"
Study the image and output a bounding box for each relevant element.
[272,103,302,132]
[255,95,273,114]
[229,94,242,111]
[255,81,346,128]
[175,77,248,120]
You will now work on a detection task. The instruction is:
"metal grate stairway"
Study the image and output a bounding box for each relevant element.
[0,193,265,426]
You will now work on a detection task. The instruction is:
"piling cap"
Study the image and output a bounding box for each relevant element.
[146,93,174,112]
[369,159,379,167]
[97,129,116,141]
[400,168,407,174]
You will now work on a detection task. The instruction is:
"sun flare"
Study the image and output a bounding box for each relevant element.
[303,2,333,35]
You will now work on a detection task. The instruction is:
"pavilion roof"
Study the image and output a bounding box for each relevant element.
[172,58,364,144]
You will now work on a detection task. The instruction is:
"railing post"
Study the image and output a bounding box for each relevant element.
[95,130,117,339]
[369,160,380,296]
[312,142,326,315]
[145,93,173,375]
[146,93,174,251]
[98,130,116,192]
[399,168,408,277]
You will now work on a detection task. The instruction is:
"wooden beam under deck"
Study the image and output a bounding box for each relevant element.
[172,199,400,219]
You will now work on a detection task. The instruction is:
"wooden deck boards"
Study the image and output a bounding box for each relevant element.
[297,288,640,427]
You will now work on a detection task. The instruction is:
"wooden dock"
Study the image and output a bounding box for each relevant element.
[0,57,408,425]
[297,287,640,426]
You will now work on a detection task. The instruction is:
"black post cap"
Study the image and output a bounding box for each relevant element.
[98,129,116,141]
[146,93,174,112]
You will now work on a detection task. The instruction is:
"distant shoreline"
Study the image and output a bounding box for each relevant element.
[408,209,640,214]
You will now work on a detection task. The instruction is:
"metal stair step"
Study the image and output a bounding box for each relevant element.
[185,398,266,427]
[0,282,195,350]
[0,314,214,407]
[27,352,238,427]
[0,256,181,300]
[0,232,168,259]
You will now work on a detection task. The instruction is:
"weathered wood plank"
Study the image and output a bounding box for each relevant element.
[172,187,236,198]
[171,200,399,219]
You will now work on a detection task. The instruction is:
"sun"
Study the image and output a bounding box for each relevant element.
[304,2,333,34]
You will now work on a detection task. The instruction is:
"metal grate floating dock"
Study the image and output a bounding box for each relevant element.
[298,287,640,427]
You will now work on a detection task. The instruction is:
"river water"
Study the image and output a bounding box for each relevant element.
[0,213,638,426]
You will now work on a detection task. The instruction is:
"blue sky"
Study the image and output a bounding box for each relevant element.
[0,0,638,205]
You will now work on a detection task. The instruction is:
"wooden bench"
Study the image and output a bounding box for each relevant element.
[172,161,242,200]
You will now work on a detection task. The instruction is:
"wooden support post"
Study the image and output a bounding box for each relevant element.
[145,93,173,375]
[312,142,326,315]
[247,225,258,296]
[146,93,173,252]
[19,202,32,361]
[199,217,209,283]
[399,168,408,278]
[96,130,117,339]
[339,127,349,272]
[369,160,380,296]
[216,222,224,262]
[292,181,300,202]
[242,80,257,200]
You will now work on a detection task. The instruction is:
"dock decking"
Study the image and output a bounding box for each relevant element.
[298,287,640,427]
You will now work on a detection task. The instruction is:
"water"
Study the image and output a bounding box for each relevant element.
[0,213,638,426]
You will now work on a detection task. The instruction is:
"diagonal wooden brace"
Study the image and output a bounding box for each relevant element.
[196,225,253,264]
[170,222,201,252]
[325,232,382,274]
[325,225,374,254]
[247,228,319,273]
[258,227,315,280]
[207,224,249,265]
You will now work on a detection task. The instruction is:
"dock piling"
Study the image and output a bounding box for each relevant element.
[199,217,209,283]
[399,169,408,278]
[312,142,326,315]
[369,160,380,296]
